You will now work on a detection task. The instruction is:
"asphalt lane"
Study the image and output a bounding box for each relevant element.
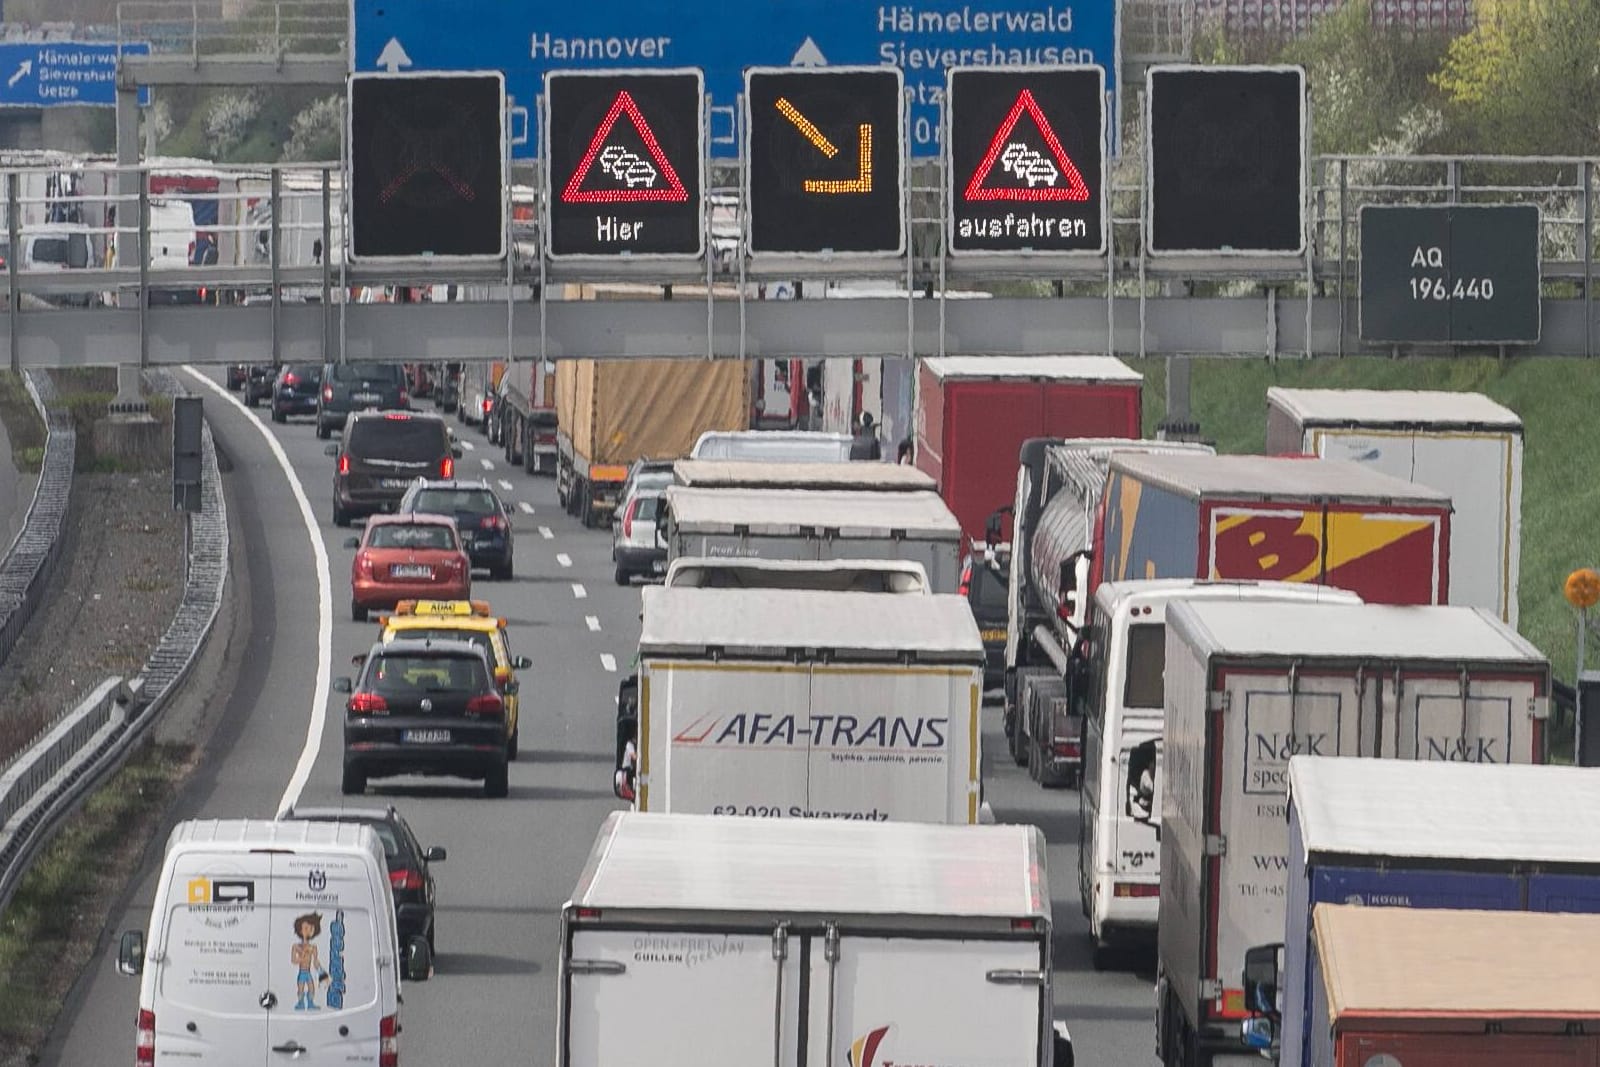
[46,377,1157,1067]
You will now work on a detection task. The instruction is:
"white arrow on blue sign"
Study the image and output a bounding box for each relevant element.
[0,41,152,108]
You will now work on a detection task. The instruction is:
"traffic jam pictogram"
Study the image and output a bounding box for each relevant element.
[947,66,1105,255]
[545,70,704,258]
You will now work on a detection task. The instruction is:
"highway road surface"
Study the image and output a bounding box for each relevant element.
[42,368,1159,1066]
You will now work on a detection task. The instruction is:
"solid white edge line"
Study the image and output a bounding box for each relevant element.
[556,552,572,568]
[585,615,601,632]
[572,583,588,599]
[518,501,535,515]
[600,653,617,672]
[184,367,331,819]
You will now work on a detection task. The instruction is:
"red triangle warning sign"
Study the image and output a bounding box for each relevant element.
[561,91,689,204]
[964,89,1090,203]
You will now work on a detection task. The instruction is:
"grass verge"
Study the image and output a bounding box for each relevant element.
[0,741,194,1061]
[0,372,46,475]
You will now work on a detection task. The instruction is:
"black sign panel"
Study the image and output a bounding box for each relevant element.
[546,70,704,259]
[947,66,1106,255]
[1360,204,1541,344]
[745,67,904,257]
[348,72,506,261]
[1147,66,1304,255]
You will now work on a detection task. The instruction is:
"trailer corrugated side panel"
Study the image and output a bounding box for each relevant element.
[1528,873,1600,913]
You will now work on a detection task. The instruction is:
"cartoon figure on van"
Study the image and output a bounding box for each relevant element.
[291,912,330,1010]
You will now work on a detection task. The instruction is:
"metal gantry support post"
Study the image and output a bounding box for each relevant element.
[1584,160,1593,359]
[1337,159,1348,358]
[6,173,18,373]
[321,168,333,363]
[113,79,149,410]
[269,168,282,364]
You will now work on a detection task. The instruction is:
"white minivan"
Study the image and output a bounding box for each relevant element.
[118,818,417,1065]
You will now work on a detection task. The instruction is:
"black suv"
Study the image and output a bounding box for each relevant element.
[338,638,510,798]
[317,361,409,439]
[280,804,446,979]
[242,364,276,407]
[398,479,515,579]
[326,411,459,526]
[270,362,323,423]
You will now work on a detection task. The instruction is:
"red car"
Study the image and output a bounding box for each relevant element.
[345,514,471,621]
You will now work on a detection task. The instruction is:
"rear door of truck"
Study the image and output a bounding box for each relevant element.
[1383,669,1542,765]
[806,934,1046,1067]
[565,927,802,1067]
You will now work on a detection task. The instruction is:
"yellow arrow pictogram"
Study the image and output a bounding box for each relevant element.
[774,97,873,195]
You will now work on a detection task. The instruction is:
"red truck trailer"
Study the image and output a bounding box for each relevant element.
[914,356,1141,542]
[1092,453,1452,607]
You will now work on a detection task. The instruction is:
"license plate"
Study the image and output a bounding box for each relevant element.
[381,478,411,489]
[981,628,1007,642]
[392,564,432,578]
[354,392,381,403]
[650,559,666,573]
[403,729,451,744]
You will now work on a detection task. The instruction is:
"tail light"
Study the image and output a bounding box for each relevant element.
[349,692,389,714]
[479,514,506,531]
[1114,882,1161,899]
[389,868,424,891]
[958,559,972,597]
[323,384,333,402]
[1010,918,1038,932]
[136,1008,156,1065]
[199,286,208,302]
[621,497,639,538]
[338,454,350,476]
[379,1012,399,1067]
[356,554,374,579]
[1053,740,1081,759]
[464,693,504,717]
[439,456,454,479]
[482,397,492,415]
[283,372,299,387]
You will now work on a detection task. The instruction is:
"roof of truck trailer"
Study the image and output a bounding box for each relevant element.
[1315,905,1600,1024]
[573,812,1048,918]
[1268,387,1523,430]
[1105,453,1452,503]
[1290,757,1600,865]
[1165,601,1546,665]
[672,459,936,492]
[638,587,982,657]
[920,355,1141,382]
[666,487,961,537]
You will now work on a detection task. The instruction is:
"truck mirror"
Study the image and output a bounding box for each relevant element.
[343,537,361,550]
[1126,738,1159,831]
[984,504,1011,546]
[1243,943,1284,1020]
[333,676,354,693]
[117,930,145,976]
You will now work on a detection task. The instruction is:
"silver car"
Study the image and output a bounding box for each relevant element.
[611,487,667,585]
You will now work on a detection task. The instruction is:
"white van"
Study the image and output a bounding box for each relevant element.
[117,818,416,1065]
[689,429,853,462]
[1076,580,1362,968]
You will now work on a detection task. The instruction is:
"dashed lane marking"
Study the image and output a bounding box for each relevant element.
[539,526,553,539]
[557,553,572,568]
[518,501,535,515]
[498,479,514,492]
[572,583,588,599]
[480,457,496,471]
[586,615,601,632]
[600,653,617,672]
[461,439,475,451]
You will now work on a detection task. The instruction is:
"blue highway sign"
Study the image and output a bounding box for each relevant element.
[351,0,1117,158]
[0,41,152,108]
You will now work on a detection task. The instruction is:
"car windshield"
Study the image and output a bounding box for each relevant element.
[367,653,488,694]
[32,234,89,268]
[331,362,403,383]
[413,489,497,515]
[633,494,662,521]
[346,418,446,462]
[285,363,321,380]
[368,524,456,550]
[396,628,495,665]
[632,471,674,494]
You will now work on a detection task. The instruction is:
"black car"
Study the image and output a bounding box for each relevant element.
[280,804,446,979]
[242,364,275,407]
[398,478,515,580]
[226,364,249,391]
[326,410,460,526]
[961,545,1010,694]
[337,638,510,798]
[270,362,323,423]
[317,361,409,439]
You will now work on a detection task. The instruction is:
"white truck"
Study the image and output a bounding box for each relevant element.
[662,556,932,593]
[671,458,935,492]
[1075,580,1361,970]
[663,487,964,592]
[689,429,854,462]
[618,585,984,824]
[1153,600,1551,1067]
[1264,387,1523,624]
[558,812,1072,1067]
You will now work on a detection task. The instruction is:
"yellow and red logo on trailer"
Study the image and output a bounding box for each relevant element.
[1209,507,1447,605]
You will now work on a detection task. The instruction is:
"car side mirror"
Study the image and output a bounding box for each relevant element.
[343,537,361,550]
[1243,943,1284,1021]
[333,677,354,693]
[512,655,533,670]
[405,935,432,982]
[424,846,447,863]
[1126,738,1160,835]
[117,930,145,977]
[452,446,463,459]
[324,444,339,457]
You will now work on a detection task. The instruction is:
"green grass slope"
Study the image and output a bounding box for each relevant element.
[1124,356,1600,681]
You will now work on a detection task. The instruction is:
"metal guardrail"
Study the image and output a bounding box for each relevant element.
[0,371,73,674]
[0,374,227,917]
[117,0,346,61]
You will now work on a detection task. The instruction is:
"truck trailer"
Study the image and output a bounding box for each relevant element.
[618,586,984,824]
[1154,600,1549,1067]
[555,359,749,527]
[495,358,559,474]
[662,487,964,592]
[1267,758,1600,1067]
[915,356,1142,542]
[1096,453,1453,607]
[558,812,1071,1067]
[1264,387,1523,624]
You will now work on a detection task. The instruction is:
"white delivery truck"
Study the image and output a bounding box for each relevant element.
[620,585,984,823]
[663,487,964,592]
[1264,387,1523,624]
[671,458,936,492]
[663,556,932,593]
[1153,601,1551,1067]
[116,819,414,1066]
[689,429,854,462]
[1076,580,1361,969]
[558,812,1072,1067]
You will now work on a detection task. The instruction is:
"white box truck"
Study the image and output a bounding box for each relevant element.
[1264,387,1523,624]
[671,458,936,492]
[558,812,1072,1067]
[621,585,984,823]
[1075,580,1360,969]
[663,487,964,592]
[1154,601,1551,1067]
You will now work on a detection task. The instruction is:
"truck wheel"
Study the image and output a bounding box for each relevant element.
[581,487,597,528]
[1006,706,1028,767]
[1091,939,1114,972]
[556,472,569,508]
[1027,737,1041,783]
[483,762,509,799]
